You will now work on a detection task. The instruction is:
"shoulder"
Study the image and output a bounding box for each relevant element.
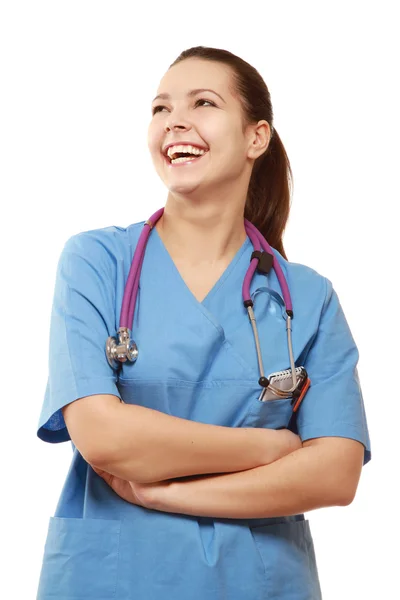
[272,248,331,319]
[54,221,146,291]
[60,220,146,269]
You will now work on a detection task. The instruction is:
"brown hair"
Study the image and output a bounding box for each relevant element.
[169,46,293,260]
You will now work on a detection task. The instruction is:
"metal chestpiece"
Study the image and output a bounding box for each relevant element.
[106,327,139,370]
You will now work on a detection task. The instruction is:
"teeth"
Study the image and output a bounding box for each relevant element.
[170,156,200,164]
[166,144,207,160]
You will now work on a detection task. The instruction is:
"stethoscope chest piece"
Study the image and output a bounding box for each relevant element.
[106,327,138,370]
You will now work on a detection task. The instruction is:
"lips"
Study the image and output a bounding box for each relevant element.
[162,142,209,155]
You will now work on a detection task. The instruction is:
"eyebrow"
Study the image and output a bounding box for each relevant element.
[152,88,226,104]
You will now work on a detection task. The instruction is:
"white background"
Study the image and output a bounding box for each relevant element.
[1,1,398,598]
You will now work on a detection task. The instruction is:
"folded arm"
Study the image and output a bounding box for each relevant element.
[64,395,297,483]
[149,437,365,518]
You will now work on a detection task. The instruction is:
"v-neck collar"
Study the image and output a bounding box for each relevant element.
[152,226,251,306]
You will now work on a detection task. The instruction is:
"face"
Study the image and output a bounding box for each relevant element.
[147,58,269,203]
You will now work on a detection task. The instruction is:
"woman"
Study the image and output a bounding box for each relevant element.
[36,46,371,599]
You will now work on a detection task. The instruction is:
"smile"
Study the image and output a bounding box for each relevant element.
[163,152,208,168]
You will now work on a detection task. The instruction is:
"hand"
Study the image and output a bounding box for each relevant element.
[91,465,149,507]
[91,465,172,510]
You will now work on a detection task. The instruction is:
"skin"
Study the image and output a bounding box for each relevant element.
[93,429,304,511]
[91,465,156,507]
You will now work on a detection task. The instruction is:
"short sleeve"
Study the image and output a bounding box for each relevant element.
[296,277,371,465]
[37,232,121,444]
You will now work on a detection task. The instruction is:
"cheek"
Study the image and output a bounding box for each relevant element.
[205,118,238,150]
[147,123,161,152]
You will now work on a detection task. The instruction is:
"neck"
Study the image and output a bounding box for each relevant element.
[155,203,248,268]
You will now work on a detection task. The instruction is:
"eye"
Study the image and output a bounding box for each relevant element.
[151,98,216,115]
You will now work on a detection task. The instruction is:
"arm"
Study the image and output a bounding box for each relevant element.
[148,437,365,518]
[91,401,299,483]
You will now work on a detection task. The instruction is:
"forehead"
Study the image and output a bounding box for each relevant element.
[155,59,233,98]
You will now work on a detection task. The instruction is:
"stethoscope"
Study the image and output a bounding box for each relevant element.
[106,207,309,407]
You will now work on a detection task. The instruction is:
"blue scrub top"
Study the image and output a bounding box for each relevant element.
[36,220,371,600]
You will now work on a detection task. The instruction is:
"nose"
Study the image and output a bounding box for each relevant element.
[165,119,191,133]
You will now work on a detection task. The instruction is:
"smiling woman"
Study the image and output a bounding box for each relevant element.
[35,45,371,600]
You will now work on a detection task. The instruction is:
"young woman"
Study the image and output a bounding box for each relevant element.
[36,46,371,599]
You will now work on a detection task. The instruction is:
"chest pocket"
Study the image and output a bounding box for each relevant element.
[241,394,295,431]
